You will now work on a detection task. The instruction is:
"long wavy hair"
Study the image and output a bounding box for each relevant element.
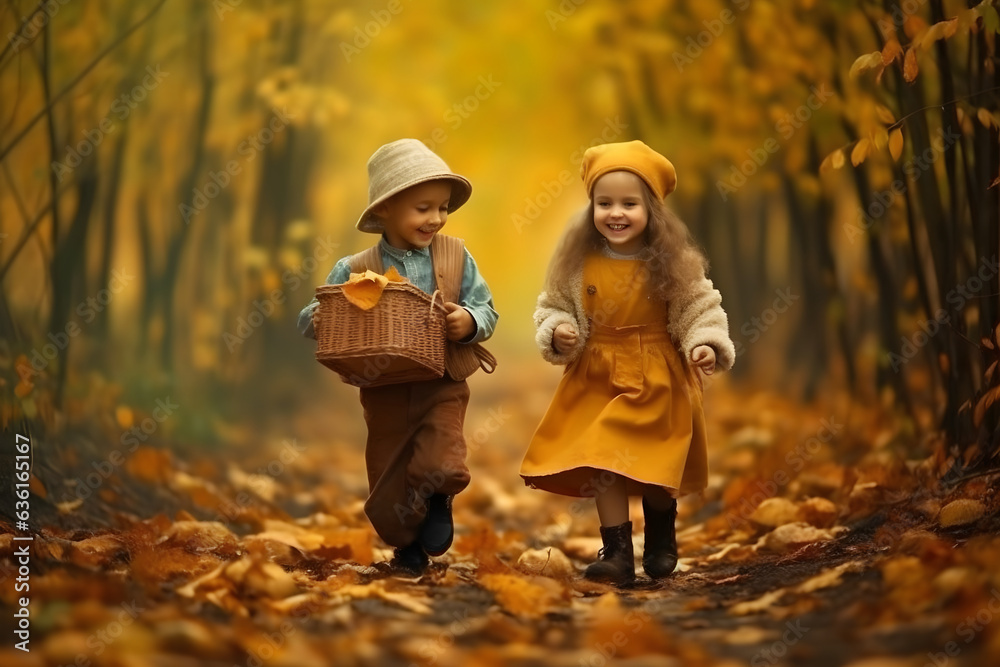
[543,179,709,304]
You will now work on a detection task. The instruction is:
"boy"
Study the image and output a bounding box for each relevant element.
[298,139,498,574]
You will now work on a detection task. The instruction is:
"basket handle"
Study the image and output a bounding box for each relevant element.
[429,289,448,316]
[473,344,498,374]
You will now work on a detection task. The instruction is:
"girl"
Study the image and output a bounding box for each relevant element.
[520,140,734,584]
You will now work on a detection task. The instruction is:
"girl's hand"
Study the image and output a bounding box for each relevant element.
[553,323,579,354]
[444,302,476,341]
[690,345,716,375]
[312,308,321,329]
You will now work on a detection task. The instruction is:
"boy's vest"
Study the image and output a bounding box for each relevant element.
[348,235,496,381]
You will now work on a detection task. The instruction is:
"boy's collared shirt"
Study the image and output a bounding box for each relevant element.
[298,236,498,344]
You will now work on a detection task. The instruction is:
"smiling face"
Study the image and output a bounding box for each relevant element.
[376,180,453,250]
[592,170,649,255]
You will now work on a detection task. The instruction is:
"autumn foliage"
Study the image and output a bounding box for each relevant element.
[1,0,999,665]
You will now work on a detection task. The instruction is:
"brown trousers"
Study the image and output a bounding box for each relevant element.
[359,376,471,547]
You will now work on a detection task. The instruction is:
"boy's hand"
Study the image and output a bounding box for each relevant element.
[690,345,716,375]
[553,322,578,354]
[444,302,475,341]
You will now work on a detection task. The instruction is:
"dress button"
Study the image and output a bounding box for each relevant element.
[405,251,411,257]
[587,285,597,295]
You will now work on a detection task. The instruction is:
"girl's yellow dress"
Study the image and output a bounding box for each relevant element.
[520,252,708,498]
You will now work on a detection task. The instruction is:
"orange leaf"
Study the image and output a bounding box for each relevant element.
[882,39,904,66]
[29,474,47,499]
[383,265,405,283]
[851,138,871,166]
[977,108,995,129]
[479,573,563,619]
[903,49,919,82]
[889,128,904,161]
[973,386,1000,428]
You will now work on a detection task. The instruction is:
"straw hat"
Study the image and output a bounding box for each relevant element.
[356,139,473,233]
[581,140,677,200]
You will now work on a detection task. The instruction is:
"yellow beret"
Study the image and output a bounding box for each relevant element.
[581,140,677,200]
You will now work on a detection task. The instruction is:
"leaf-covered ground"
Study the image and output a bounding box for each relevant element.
[3,368,1000,667]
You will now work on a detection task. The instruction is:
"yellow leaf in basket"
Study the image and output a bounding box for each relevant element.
[383,265,406,283]
[342,270,389,310]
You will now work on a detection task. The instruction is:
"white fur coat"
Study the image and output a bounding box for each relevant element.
[533,259,736,370]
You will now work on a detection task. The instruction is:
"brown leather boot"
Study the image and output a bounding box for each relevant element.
[583,521,635,584]
[642,496,678,579]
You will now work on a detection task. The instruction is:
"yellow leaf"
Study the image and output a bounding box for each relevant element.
[889,128,904,160]
[831,148,846,170]
[978,107,995,128]
[943,17,958,38]
[904,48,919,82]
[480,573,563,619]
[730,589,787,615]
[796,561,865,593]
[851,138,871,166]
[939,499,986,527]
[876,104,896,125]
[874,128,890,150]
[849,52,883,79]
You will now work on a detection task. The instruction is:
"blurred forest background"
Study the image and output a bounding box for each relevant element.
[1,0,1000,665]
[2,0,998,463]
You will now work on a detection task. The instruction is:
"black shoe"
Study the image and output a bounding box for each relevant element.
[389,542,428,575]
[583,521,636,585]
[419,494,454,556]
[642,496,678,579]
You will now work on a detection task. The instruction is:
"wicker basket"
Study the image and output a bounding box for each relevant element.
[314,282,447,388]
